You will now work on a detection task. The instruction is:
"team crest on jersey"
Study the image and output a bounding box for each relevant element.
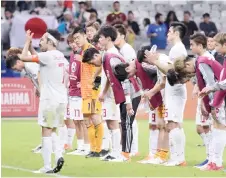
[71,62,77,73]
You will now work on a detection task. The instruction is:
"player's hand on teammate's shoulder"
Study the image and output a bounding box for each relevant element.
[126,103,134,116]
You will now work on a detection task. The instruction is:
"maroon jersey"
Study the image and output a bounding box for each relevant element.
[196,56,222,112]
[103,53,140,104]
[69,52,81,97]
[106,12,126,25]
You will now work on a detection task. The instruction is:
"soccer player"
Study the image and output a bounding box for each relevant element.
[189,33,216,168]
[173,53,224,170]
[207,32,224,65]
[141,48,171,164]
[86,21,110,154]
[5,45,42,153]
[82,26,141,161]
[114,24,139,157]
[65,34,90,155]
[93,26,122,161]
[72,27,104,158]
[119,46,166,163]
[16,29,68,173]
[86,21,100,45]
[199,32,226,171]
[145,22,188,166]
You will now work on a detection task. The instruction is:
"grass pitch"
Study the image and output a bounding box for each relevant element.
[2,119,226,177]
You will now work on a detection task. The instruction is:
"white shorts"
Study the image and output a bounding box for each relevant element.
[69,96,83,120]
[215,102,226,126]
[196,99,212,126]
[102,101,120,121]
[38,100,66,128]
[164,96,186,123]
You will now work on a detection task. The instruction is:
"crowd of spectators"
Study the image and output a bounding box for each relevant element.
[1,0,220,77]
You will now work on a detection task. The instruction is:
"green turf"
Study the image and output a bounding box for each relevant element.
[2,120,226,177]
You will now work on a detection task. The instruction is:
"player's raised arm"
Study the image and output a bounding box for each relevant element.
[144,50,173,75]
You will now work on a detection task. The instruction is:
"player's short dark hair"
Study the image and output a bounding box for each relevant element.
[170,22,187,39]
[137,46,152,63]
[6,55,20,69]
[98,25,117,42]
[207,31,217,38]
[46,29,61,41]
[114,24,126,38]
[78,1,86,5]
[113,1,120,5]
[155,13,162,21]
[72,26,85,35]
[184,11,191,16]
[203,13,210,18]
[82,47,99,63]
[128,11,133,15]
[114,63,129,81]
[190,33,207,48]
[92,34,100,45]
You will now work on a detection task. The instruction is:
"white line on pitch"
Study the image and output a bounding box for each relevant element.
[2,165,72,178]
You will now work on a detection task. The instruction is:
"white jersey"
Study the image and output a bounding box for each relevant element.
[165,42,188,100]
[38,50,69,103]
[119,43,136,63]
[157,54,172,101]
[22,62,40,90]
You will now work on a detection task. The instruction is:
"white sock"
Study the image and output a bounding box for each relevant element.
[131,119,139,153]
[179,128,186,161]
[67,128,76,147]
[199,132,207,146]
[205,130,212,160]
[52,132,63,164]
[169,128,182,161]
[77,139,84,150]
[213,129,226,167]
[149,129,159,155]
[83,143,90,152]
[58,125,68,150]
[102,122,110,150]
[110,129,121,157]
[42,137,52,170]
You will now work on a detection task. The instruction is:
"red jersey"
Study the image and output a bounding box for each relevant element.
[106,12,126,25]
[69,52,81,97]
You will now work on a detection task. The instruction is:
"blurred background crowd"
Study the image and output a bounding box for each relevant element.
[2,0,226,77]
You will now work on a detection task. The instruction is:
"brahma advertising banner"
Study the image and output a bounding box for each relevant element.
[1,78,39,117]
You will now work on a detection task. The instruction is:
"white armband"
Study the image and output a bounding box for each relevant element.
[125,95,132,104]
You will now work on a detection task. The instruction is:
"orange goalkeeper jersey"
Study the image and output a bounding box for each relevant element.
[80,43,99,99]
